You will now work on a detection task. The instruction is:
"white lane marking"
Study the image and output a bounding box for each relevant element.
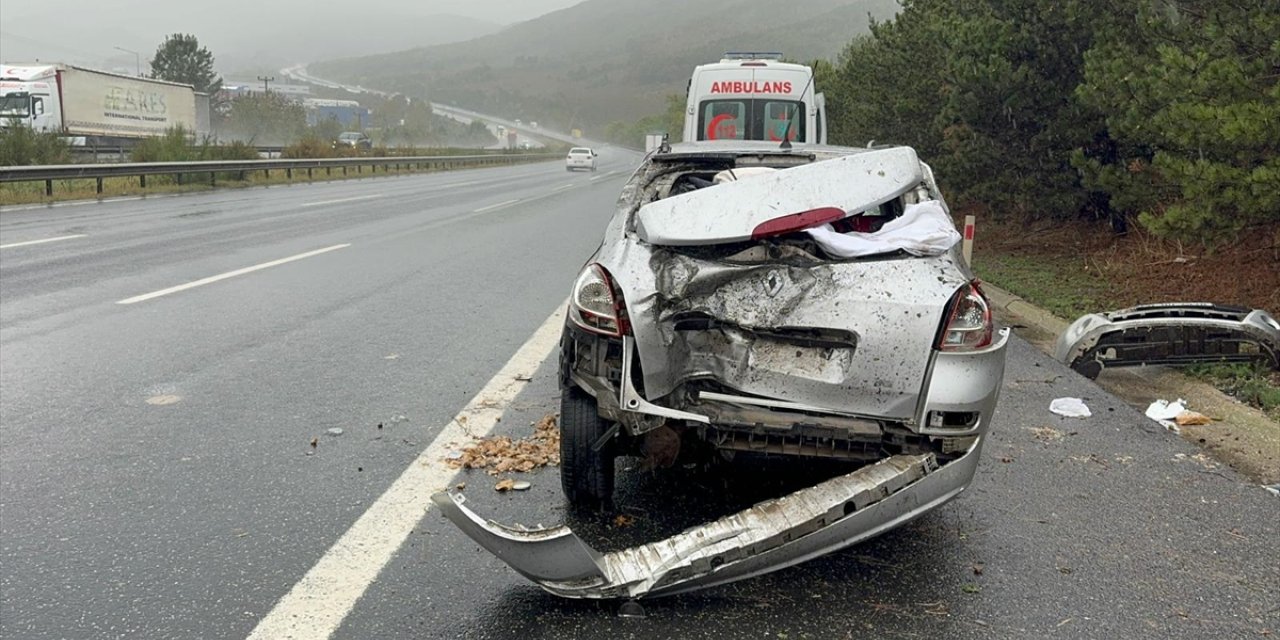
[589,170,619,182]
[471,199,519,213]
[552,183,575,192]
[443,180,479,188]
[0,234,88,249]
[247,301,567,640]
[116,244,350,305]
[299,195,382,207]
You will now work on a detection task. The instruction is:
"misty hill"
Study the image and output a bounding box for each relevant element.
[214,14,502,71]
[310,0,900,131]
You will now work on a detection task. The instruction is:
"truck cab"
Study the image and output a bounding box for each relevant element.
[682,53,826,146]
[1,65,62,133]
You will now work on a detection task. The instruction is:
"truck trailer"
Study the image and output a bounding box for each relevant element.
[0,63,201,140]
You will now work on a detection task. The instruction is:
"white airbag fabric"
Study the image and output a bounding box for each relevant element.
[805,200,961,258]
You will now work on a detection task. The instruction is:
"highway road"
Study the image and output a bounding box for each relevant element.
[280,65,559,151]
[1,148,1276,640]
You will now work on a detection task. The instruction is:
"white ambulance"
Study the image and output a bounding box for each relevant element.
[681,53,826,145]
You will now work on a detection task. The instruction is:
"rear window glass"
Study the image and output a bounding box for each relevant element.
[570,148,591,154]
[698,99,804,142]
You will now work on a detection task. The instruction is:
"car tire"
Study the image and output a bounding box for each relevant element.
[560,387,615,510]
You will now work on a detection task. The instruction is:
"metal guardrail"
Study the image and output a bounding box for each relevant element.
[0,153,558,197]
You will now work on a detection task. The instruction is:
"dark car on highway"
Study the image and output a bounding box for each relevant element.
[333,131,372,150]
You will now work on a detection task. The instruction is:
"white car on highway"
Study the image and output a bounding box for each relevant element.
[565,147,598,172]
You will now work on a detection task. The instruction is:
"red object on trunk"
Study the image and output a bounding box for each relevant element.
[751,207,846,240]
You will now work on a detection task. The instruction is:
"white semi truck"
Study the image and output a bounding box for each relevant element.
[0,63,206,141]
[682,53,826,145]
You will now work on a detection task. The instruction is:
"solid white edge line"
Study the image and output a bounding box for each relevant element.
[0,234,88,249]
[300,195,382,207]
[246,300,568,640]
[471,199,520,214]
[115,244,351,305]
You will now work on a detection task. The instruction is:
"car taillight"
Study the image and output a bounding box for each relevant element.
[937,281,993,351]
[569,264,631,337]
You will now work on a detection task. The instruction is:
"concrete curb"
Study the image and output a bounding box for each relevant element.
[981,282,1071,341]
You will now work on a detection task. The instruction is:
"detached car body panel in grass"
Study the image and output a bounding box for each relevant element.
[434,141,1010,598]
[1055,303,1280,379]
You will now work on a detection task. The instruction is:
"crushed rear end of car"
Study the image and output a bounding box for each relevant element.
[434,144,1009,599]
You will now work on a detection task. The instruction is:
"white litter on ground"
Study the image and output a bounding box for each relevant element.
[1050,397,1092,418]
[1145,398,1188,433]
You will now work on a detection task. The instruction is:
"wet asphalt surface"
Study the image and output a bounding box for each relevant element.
[2,148,1277,639]
[338,338,1279,640]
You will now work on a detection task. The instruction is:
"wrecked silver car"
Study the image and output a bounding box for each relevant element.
[435,141,1010,599]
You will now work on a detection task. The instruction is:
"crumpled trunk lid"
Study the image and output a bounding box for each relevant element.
[605,244,971,419]
[635,147,923,246]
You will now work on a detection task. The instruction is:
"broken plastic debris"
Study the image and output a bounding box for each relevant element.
[1049,397,1092,418]
[511,480,532,491]
[1145,399,1187,432]
[326,428,345,437]
[1264,485,1279,498]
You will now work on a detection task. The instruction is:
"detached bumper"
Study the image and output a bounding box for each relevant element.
[431,440,984,599]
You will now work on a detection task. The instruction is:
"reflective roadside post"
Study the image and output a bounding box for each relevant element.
[963,215,975,266]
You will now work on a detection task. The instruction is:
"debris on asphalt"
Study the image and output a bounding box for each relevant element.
[1027,426,1065,442]
[326,428,345,437]
[495,478,516,492]
[1050,397,1092,418]
[455,482,466,491]
[1264,484,1279,498]
[511,480,532,491]
[972,563,985,576]
[1173,453,1219,470]
[613,514,637,528]
[445,413,560,475]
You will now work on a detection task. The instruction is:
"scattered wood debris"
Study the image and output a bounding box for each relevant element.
[1027,426,1065,442]
[1175,411,1212,426]
[446,413,560,475]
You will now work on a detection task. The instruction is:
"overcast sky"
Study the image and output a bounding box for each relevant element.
[0,0,584,74]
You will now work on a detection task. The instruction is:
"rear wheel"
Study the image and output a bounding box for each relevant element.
[560,387,615,510]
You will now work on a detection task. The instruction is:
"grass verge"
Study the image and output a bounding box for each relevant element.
[1186,364,1280,422]
[972,214,1280,417]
